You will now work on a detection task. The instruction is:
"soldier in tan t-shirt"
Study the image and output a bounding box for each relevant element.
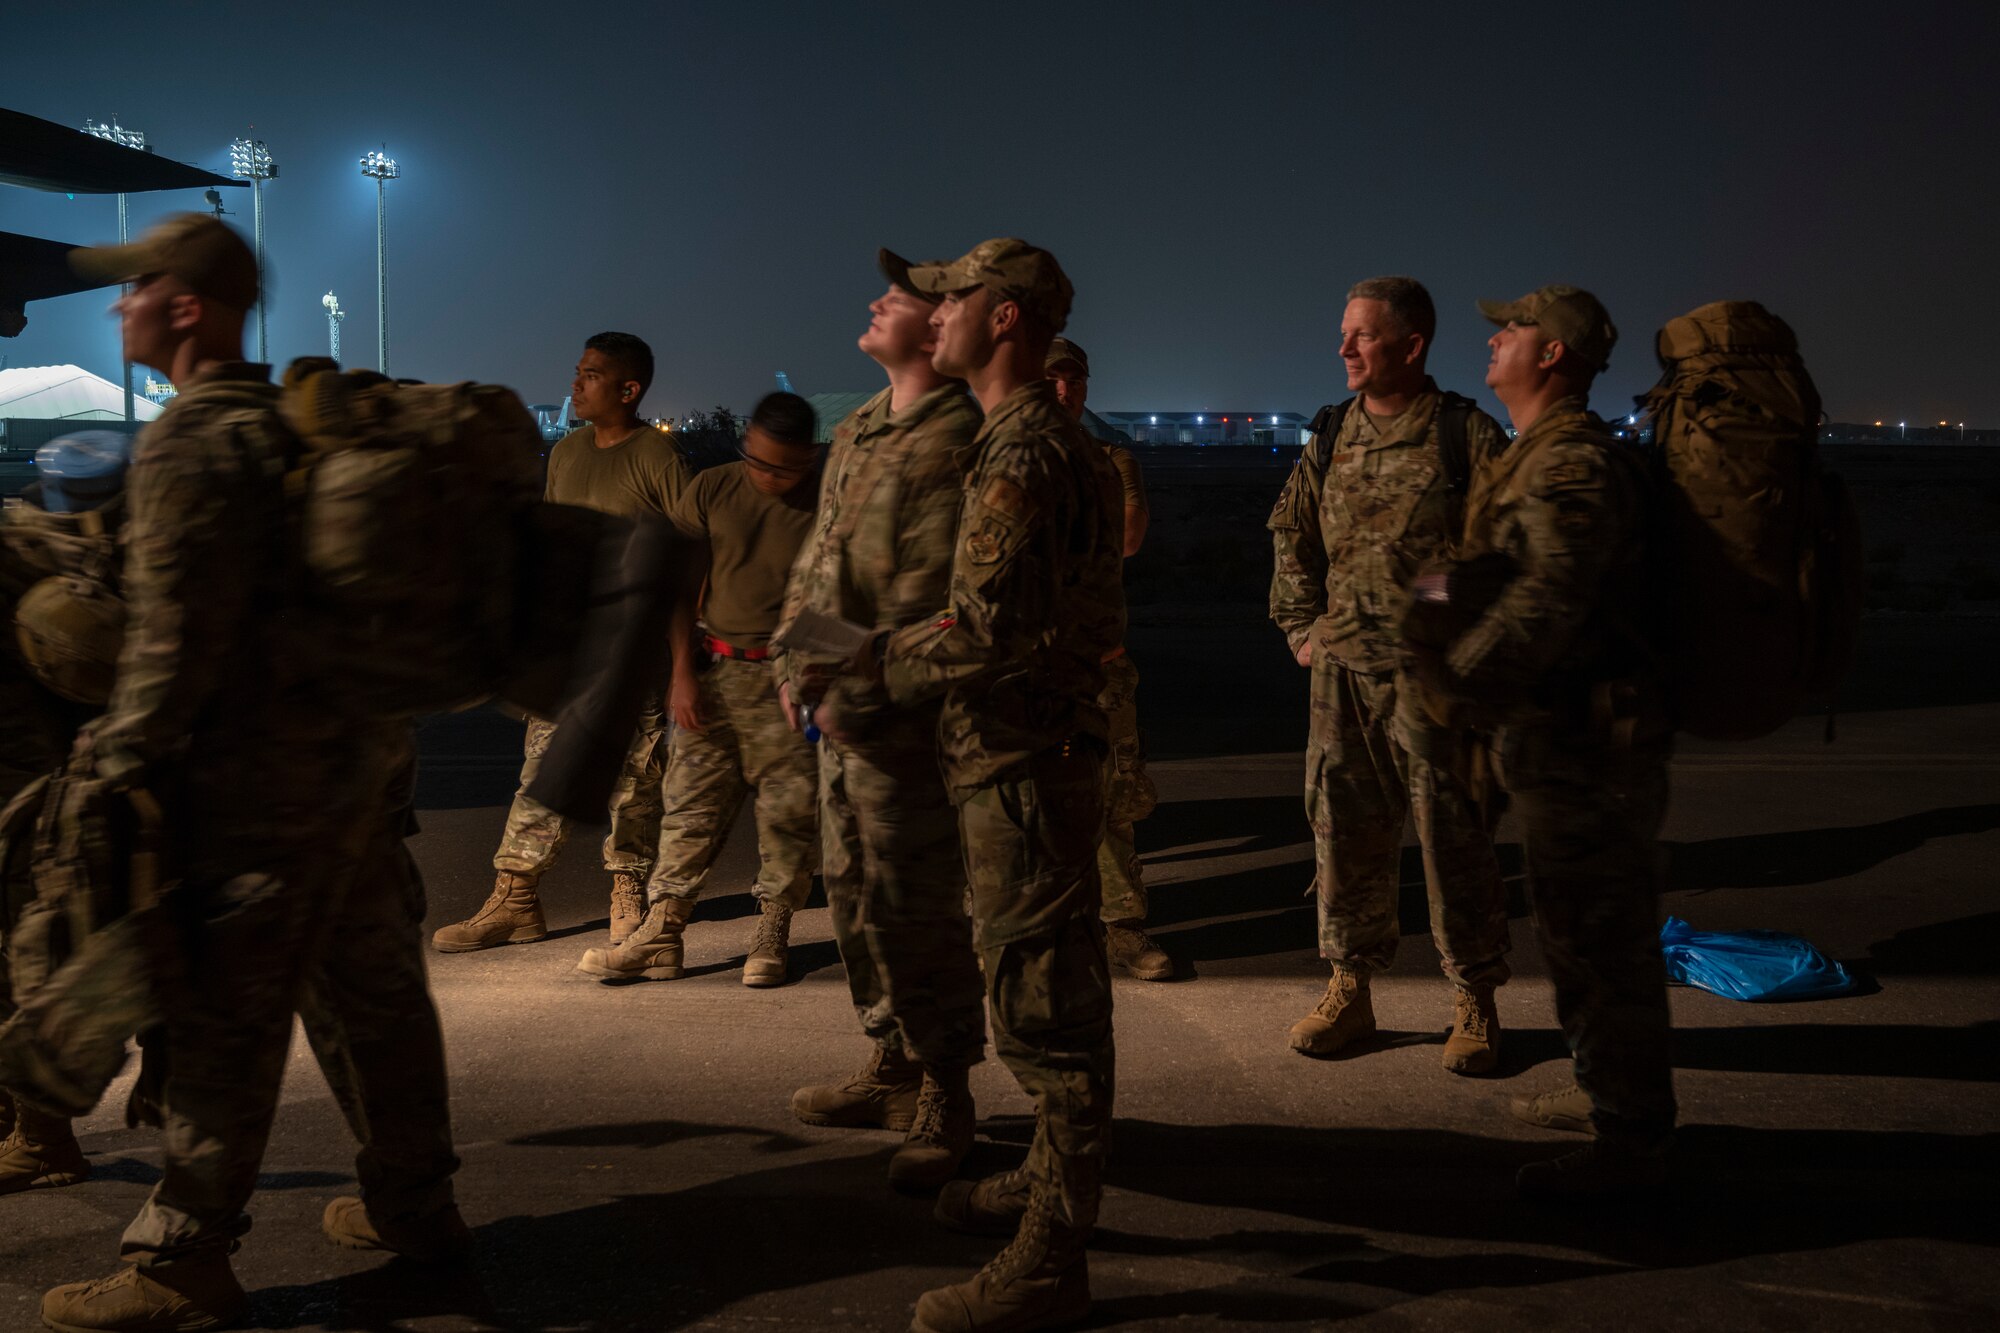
[577,391,822,988]
[433,332,689,955]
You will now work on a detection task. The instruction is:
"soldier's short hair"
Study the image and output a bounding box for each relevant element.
[749,391,818,447]
[584,331,654,397]
[1346,276,1436,343]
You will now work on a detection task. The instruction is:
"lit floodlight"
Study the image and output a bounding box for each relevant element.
[229,137,275,180]
[82,117,147,151]
[360,150,400,180]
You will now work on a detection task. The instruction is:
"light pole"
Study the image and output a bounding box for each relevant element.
[322,291,346,363]
[228,138,277,362]
[81,117,146,422]
[359,148,400,375]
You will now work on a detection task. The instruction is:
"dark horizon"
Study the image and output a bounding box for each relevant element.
[4,2,1995,427]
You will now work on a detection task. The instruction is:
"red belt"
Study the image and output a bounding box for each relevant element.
[704,634,771,662]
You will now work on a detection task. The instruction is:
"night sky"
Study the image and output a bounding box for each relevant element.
[5,1,1995,426]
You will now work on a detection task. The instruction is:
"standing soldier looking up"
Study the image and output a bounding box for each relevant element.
[826,238,1123,1333]
[1045,336,1172,982]
[781,252,987,1190]
[1268,276,1513,1071]
[577,391,822,987]
[432,333,684,955]
[1405,286,1675,1196]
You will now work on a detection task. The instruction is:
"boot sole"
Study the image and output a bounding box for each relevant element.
[910,1279,1090,1333]
[1443,1050,1501,1076]
[45,1311,242,1333]
[1287,1021,1378,1057]
[741,969,788,988]
[0,1167,87,1196]
[791,1106,917,1132]
[1115,961,1176,981]
[432,930,549,954]
[575,960,684,982]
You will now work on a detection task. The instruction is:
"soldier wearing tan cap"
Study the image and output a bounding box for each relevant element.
[38,215,465,1331]
[1043,336,1172,982]
[1401,283,1677,1197]
[821,237,1123,1331]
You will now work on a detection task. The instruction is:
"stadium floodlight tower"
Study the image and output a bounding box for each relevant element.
[322,291,345,363]
[359,148,400,375]
[81,117,147,421]
[228,137,278,362]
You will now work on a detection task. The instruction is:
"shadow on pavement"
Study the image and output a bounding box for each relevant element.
[1855,910,2000,979]
[1665,805,2000,894]
[242,1115,1999,1331]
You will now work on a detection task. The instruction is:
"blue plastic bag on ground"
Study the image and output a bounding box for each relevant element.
[1660,916,1857,1002]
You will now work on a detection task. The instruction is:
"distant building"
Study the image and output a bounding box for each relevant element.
[1097,410,1310,446]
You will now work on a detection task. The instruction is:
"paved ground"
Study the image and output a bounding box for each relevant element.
[4,615,1998,1331]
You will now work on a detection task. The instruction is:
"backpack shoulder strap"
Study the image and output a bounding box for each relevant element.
[1436,392,1476,494]
[1306,398,1354,471]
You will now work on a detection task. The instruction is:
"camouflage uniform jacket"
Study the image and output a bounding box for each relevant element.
[776,382,980,704]
[91,363,364,870]
[1268,381,1507,675]
[1444,396,1650,721]
[882,380,1124,800]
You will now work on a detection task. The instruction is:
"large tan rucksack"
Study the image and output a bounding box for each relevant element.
[1639,301,1863,740]
[3,493,126,706]
[276,361,546,716]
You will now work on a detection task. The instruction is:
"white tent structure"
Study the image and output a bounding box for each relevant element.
[0,365,160,422]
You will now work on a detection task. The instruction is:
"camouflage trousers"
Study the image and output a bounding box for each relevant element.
[960,738,1115,1234]
[1306,661,1510,988]
[493,699,668,878]
[123,731,458,1264]
[1096,652,1156,925]
[821,702,984,1069]
[1497,720,1676,1146]
[648,657,818,909]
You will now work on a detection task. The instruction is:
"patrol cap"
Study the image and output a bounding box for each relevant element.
[877,248,941,304]
[906,238,1073,333]
[1045,337,1089,376]
[1477,284,1617,372]
[72,213,258,313]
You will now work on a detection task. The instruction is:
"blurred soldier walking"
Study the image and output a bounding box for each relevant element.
[433,332,684,953]
[39,215,464,1331]
[577,392,821,987]
[781,253,986,1188]
[1268,277,1513,1070]
[1045,337,1172,982]
[823,239,1123,1333]
[1404,285,1675,1195]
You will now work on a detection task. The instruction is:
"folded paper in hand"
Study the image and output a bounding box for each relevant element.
[773,609,872,659]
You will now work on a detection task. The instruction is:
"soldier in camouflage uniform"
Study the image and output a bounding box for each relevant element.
[781,251,987,1190]
[433,332,683,955]
[822,239,1123,1333]
[577,392,821,988]
[1044,337,1173,982]
[39,216,465,1332]
[1268,276,1513,1072]
[1403,285,1675,1197]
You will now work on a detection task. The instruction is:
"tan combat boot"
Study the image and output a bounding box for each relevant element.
[0,1102,89,1195]
[1508,1082,1596,1135]
[741,900,794,988]
[576,896,696,981]
[1441,985,1501,1076]
[608,871,646,945]
[790,1045,924,1131]
[912,1192,1091,1333]
[936,1165,1034,1236]
[1286,964,1376,1056]
[1105,921,1173,981]
[431,871,548,953]
[1516,1138,1668,1198]
[322,1196,474,1264]
[40,1250,247,1333]
[889,1066,977,1194]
